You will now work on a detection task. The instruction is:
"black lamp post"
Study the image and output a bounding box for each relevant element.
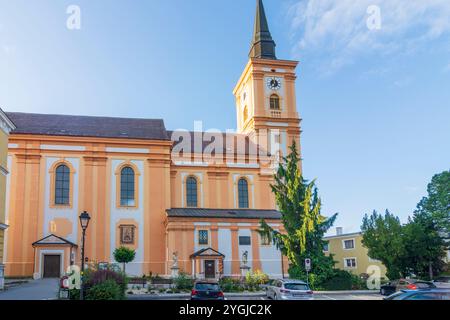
[79,211,91,300]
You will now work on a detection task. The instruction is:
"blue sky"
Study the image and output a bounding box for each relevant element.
[1,0,449,234]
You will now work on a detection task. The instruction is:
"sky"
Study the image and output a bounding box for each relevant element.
[0,0,449,234]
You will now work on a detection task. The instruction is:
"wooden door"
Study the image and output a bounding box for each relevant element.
[43,255,61,278]
[204,260,215,279]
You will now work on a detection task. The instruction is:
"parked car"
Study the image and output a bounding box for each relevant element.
[433,276,450,289]
[384,289,450,300]
[380,279,436,296]
[266,279,313,300]
[191,281,225,301]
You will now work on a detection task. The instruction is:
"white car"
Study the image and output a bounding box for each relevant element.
[266,279,314,300]
[433,277,450,289]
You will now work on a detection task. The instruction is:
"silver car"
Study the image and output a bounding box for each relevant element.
[266,279,314,300]
[433,276,450,289]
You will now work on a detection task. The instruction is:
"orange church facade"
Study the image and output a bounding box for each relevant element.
[3,0,301,280]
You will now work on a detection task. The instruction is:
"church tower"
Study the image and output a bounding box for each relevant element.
[233,0,301,162]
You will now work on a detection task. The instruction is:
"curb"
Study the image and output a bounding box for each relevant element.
[225,292,266,297]
[126,292,267,299]
[4,280,29,290]
[126,291,379,299]
[315,290,379,294]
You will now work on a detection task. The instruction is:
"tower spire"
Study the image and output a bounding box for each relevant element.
[249,0,276,60]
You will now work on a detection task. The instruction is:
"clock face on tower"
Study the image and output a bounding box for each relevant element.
[266,77,282,91]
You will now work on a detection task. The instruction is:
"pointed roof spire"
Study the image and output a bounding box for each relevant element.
[249,0,277,60]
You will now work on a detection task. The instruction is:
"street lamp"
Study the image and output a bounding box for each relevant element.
[79,211,91,300]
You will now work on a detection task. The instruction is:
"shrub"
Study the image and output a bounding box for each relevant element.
[85,269,127,299]
[252,270,270,285]
[86,280,123,300]
[245,270,269,290]
[68,288,80,300]
[320,270,364,291]
[173,272,194,290]
[219,277,243,292]
[288,262,336,290]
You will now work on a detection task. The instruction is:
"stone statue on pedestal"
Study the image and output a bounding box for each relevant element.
[172,251,179,268]
[240,251,250,278]
[171,251,179,278]
[241,251,248,266]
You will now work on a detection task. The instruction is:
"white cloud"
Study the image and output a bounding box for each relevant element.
[2,45,16,56]
[288,0,450,74]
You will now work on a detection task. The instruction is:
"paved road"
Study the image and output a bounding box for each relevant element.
[314,293,382,300]
[0,279,59,300]
[0,280,382,301]
[128,292,383,301]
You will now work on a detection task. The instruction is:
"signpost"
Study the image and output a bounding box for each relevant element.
[305,258,311,286]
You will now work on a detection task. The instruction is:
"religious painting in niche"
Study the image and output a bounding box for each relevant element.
[120,225,135,245]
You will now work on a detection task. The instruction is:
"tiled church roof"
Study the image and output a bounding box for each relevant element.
[6,112,170,141]
[6,112,270,156]
[167,208,281,220]
[168,130,268,156]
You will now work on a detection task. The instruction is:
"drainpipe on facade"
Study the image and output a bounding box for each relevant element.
[0,223,9,290]
[0,263,4,290]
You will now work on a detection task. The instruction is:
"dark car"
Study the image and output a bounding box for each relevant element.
[384,289,450,300]
[380,279,436,296]
[191,281,224,300]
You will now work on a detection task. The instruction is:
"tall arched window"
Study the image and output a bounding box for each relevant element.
[238,178,249,209]
[243,106,248,123]
[270,94,280,110]
[186,176,198,207]
[120,167,135,207]
[55,164,70,205]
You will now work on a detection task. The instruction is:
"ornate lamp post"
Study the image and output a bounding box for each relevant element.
[79,211,91,300]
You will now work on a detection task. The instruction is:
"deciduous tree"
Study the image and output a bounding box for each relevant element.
[113,247,136,275]
[414,170,450,242]
[361,210,405,280]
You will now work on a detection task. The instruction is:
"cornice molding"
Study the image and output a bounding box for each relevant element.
[0,108,16,135]
[0,165,9,176]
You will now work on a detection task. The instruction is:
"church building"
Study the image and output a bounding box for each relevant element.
[3,0,301,279]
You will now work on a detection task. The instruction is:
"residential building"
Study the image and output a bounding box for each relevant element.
[324,228,387,279]
[0,108,16,289]
[4,0,299,280]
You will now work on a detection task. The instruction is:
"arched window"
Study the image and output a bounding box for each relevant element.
[243,106,248,123]
[186,176,198,207]
[270,94,280,110]
[120,167,135,207]
[238,178,249,209]
[55,164,70,205]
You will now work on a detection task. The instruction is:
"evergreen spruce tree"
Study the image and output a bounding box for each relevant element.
[259,141,338,288]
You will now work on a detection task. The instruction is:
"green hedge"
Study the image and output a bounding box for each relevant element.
[219,278,244,293]
[69,269,127,300]
[86,280,123,300]
[320,270,366,291]
[287,267,367,291]
[173,272,194,290]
